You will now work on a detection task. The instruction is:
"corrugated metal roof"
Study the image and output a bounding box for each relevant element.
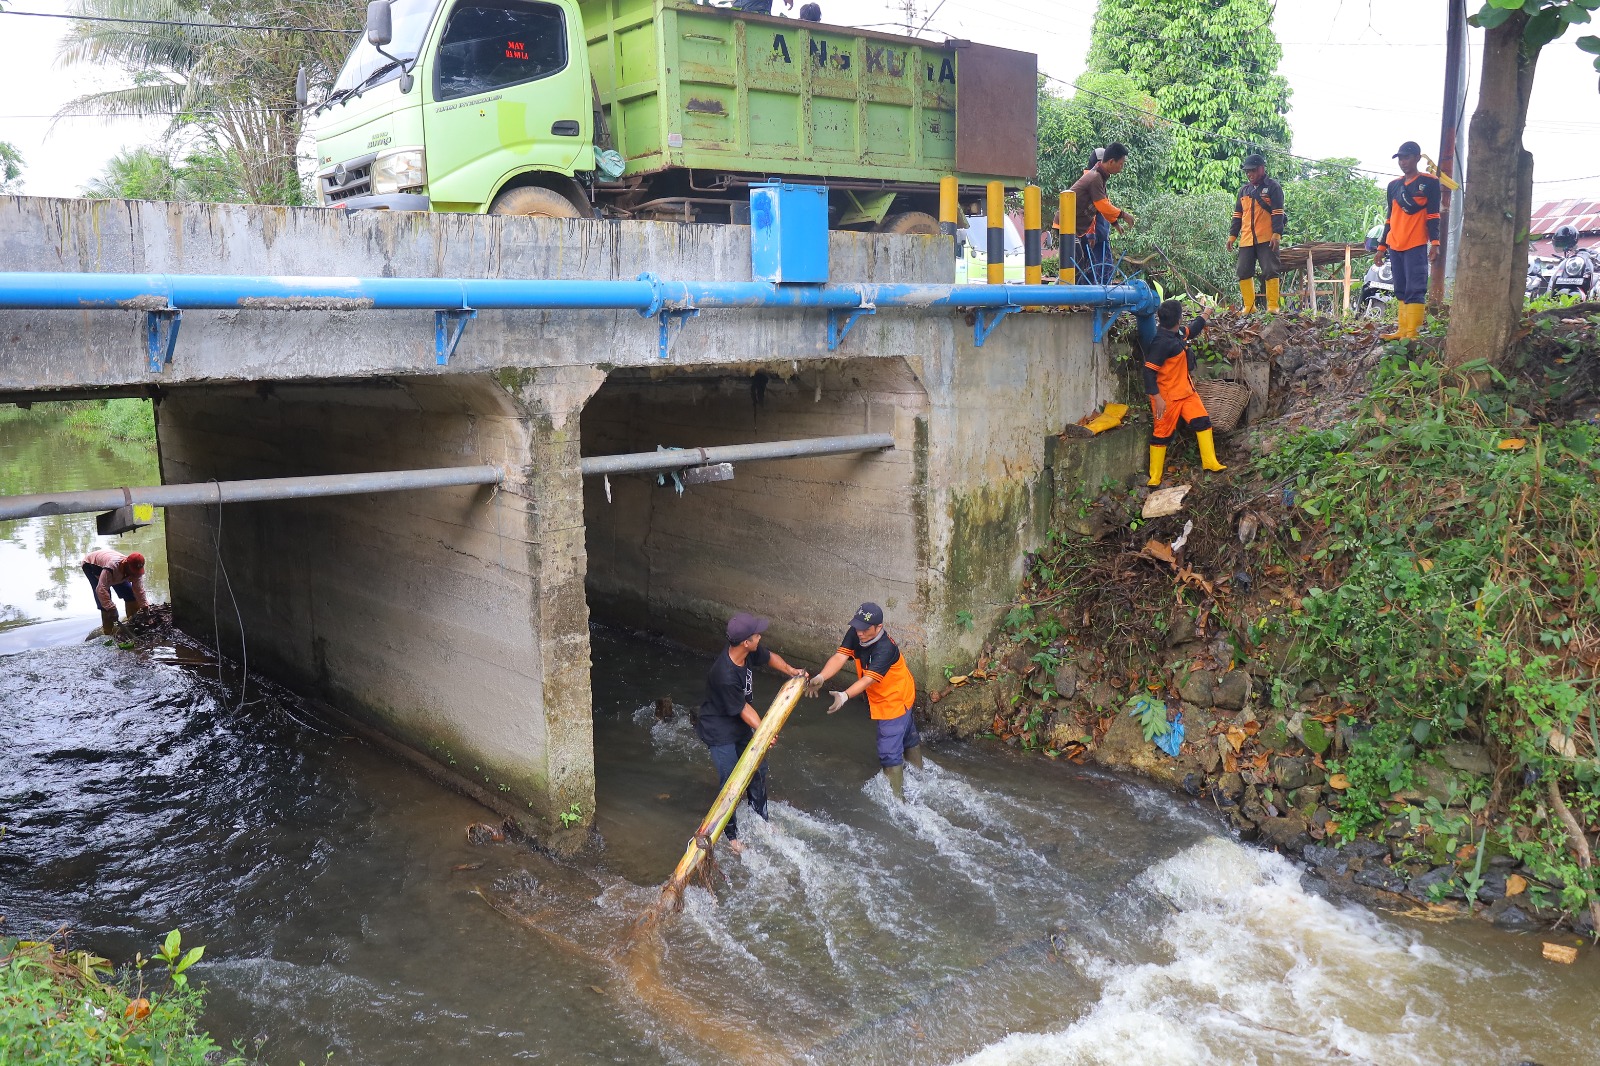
[1530,198,1600,234]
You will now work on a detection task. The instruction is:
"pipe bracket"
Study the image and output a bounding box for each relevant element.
[826,304,875,351]
[145,309,181,373]
[435,307,477,365]
[1092,306,1124,344]
[973,304,1020,347]
[657,308,697,360]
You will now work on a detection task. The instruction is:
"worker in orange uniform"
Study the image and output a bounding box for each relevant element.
[1144,299,1226,487]
[1227,153,1286,313]
[1069,143,1135,284]
[804,602,922,799]
[1373,140,1441,340]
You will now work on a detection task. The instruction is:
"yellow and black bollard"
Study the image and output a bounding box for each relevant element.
[986,181,1005,285]
[939,175,959,262]
[1059,191,1076,285]
[1023,185,1042,287]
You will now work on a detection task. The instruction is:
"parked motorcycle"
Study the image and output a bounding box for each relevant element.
[1531,224,1597,301]
[1527,254,1556,301]
[1359,259,1395,315]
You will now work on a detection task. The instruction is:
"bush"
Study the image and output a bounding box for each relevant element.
[0,931,241,1066]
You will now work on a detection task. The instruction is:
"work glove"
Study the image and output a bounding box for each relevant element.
[804,676,824,698]
[827,691,848,715]
[100,608,118,635]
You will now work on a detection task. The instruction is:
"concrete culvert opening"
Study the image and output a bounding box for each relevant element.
[579,359,932,870]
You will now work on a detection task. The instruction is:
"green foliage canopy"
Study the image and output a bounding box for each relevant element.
[1470,0,1600,69]
[1085,0,1291,193]
[0,141,23,192]
[82,145,248,203]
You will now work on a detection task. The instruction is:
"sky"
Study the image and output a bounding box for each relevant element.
[2,0,1599,203]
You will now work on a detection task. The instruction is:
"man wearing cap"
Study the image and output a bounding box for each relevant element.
[82,547,148,634]
[1227,154,1286,313]
[1374,140,1441,341]
[696,612,808,854]
[1069,144,1135,285]
[804,603,923,799]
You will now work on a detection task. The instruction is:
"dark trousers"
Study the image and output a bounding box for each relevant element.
[82,563,134,605]
[875,708,922,768]
[706,741,768,840]
[1390,245,1428,303]
[1076,216,1114,285]
[1235,242,1280,281]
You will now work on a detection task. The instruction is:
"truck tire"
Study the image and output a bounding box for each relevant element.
[877,211,941,235]
[489,185,584,218]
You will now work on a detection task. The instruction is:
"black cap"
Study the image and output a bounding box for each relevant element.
[1242,153,1266,170]
[850,602,884,631]
[726,612,769,643]
[1393,140,1422,158]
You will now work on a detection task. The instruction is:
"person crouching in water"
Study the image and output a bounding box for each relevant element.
[805,602,922,799]
[82,548,148,634]
[1144,299,1227,487]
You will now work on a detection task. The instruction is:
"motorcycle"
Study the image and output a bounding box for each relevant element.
[1549,243,1597,300]
[1359,258,1394,315]
[1526,254,1559,302]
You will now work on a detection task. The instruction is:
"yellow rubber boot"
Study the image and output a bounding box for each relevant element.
[1082,402,1130,435]
[1238,279,1256,313]
[1265,277,1281,313]
[1196,429,1227,473]
[1403,302,1425,338]
[1146,444,1167,487]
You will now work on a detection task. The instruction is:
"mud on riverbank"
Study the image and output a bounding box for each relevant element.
[927,306,1600,941]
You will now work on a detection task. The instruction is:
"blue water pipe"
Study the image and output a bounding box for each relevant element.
[0,271,1159,370]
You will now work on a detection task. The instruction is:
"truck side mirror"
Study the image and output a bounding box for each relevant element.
[365,0,393,46]
[295,66,309,107]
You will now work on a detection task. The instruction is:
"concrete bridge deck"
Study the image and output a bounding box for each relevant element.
[0,195,1129,840]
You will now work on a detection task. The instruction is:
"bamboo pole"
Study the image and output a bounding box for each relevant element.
[637,675,807,927]
[1306,247,1315,314]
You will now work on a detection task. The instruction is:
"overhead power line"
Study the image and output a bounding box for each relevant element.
[0,8,357,33]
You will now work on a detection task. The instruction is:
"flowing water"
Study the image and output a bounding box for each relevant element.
[4,410,1600,1065]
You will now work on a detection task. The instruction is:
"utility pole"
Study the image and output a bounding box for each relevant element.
[899,0,919,35]
[1433,0,1468,304]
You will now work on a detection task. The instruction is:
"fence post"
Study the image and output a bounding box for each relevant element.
[1059,191,1076,285]
[987,182,1005,285]
[939,175,959,263]
[1023,185,1041,287]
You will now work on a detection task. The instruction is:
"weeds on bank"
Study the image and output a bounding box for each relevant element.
[0,929,243,1065]
[1259,358,1600,912]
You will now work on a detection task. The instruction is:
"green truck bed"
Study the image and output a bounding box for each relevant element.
[581,0,1032,186]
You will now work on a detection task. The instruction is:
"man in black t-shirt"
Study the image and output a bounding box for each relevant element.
[697,611,808,854]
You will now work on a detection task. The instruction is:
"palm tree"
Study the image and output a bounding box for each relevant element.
[56,0,360,204]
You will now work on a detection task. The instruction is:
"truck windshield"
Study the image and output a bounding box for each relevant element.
[435,1,567,101]
[331,0,440,95]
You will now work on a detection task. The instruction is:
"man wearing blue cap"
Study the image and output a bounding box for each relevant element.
[696,611,808,854]
[805,602,923,799]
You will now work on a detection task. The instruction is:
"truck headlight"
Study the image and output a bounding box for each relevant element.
[372,148,426,194]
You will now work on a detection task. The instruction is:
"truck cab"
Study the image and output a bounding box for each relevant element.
[308,0,1036,228]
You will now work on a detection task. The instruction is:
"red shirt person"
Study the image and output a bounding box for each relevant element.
[82,548,148,633]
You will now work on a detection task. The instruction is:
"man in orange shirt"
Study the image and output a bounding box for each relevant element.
[805,602,922,798]
[1143,299,1226,487]
[1069,143,1136,284]
[1227,153,1286,313]
[1373,140,1441,340]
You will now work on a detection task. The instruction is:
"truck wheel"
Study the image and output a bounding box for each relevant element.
[489,186,583,218]
[877,211,941,235]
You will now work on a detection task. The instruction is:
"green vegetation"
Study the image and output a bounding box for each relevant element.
[84,146,251,204]
[1259,355,1599,915]
[1084,0,1290,194]
[1,930,242,1065]
[0,140,23,193]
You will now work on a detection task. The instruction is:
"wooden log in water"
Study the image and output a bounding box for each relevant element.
[639,674,807,925]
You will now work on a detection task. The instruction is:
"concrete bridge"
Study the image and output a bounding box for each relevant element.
[0,194,1133,837]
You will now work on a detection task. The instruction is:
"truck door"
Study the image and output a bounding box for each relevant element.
[421,0,590,210]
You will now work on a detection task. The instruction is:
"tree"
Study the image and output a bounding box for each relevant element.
[1084,0,1291,194]
[1446,1,1600,367]
[82,144,248,202]
[1278,158,1385,247]
[0,141,23,192]
[56,0,360,205]
[1036,72,1173,204]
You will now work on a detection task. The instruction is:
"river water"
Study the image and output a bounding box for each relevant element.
[4,409,1599,1065]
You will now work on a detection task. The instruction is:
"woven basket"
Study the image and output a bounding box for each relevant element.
[1194,378,1252,434]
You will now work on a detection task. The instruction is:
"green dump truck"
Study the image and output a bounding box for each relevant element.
[307,0,1036,230]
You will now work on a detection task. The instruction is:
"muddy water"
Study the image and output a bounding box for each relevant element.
[5,413,1600,1065]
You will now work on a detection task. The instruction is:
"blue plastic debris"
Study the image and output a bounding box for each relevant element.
[1127,693,1184,757]
[1155,712,1185,757]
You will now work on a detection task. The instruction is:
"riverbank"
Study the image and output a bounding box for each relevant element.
[929,305,1600,939]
